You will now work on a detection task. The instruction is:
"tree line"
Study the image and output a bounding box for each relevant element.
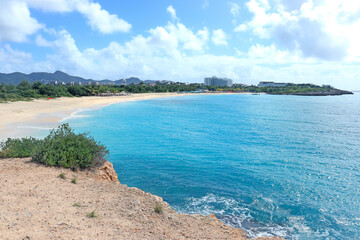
[0,80,342,102]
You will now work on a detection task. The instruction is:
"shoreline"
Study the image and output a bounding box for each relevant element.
[0,92,254,139]
[0,157,283,240]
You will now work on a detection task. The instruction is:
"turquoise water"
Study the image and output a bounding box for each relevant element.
[67,94,360,239]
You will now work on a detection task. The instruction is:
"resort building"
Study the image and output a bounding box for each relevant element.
[204,77,233,87]
[258,81,289,87]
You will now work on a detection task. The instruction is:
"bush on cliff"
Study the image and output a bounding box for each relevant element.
[0,124,108,170]
[0,137,41,158]
[32,124,108,169]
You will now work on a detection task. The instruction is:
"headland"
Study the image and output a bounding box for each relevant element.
[0,157,283,240]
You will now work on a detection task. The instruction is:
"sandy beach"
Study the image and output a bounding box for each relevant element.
[0,92,252,139]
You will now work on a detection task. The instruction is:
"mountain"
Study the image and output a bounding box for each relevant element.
[0,71,166,86]
[0,72,32,85]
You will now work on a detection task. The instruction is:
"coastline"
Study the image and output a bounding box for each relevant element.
[0,92,253,139]
[0,157,283,240]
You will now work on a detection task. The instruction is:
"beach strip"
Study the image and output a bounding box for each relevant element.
[0,92,252,139]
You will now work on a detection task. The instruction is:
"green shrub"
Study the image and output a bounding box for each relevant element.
[58,173,66,179]
[0,137,42,158]
[32,124,108,170]
[71,177,77,184]
[154,204,163,214]
[72,202,82,207]
[1,124,108,170]
[87,210,97,218]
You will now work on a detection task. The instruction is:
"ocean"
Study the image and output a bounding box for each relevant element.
[66,93,360,239]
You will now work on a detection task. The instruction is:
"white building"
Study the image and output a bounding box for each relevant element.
[258,81,289,87]
[204,76,233,87]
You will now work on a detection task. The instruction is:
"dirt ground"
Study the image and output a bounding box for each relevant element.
[0,158,283,240]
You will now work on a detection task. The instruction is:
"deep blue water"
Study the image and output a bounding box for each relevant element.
[67,94,360,239]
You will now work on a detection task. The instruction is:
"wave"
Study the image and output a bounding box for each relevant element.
[59,108,92,122]
[176,193,308,239]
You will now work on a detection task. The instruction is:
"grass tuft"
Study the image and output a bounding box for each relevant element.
[72,202,82,207]
[71,177,77,184]
[87,210,96,218]
[154,204,163,214]
[58,173,66,179]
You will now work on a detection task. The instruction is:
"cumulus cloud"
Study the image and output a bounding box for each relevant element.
[167,5,178,21]
[1,26,360,89]
[0,44,48,73]
[0,0,131,42]
[235,0,360,61]
[11,19,241,81]
[229,2,240,16]
[35,35,52,47]
[247,44,305,64]
[212,29,228,46]
[0,1,43,42]
[76,1,131,34]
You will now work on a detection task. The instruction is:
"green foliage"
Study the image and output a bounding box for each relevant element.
[0,80,348,102]
[0,124,108,170]
[72,202,82,207]
[32,124,108,169]
[58,173,66,179]
[67,86,90,96]
[87,210,97,218]
[71,177,77,184]
[0,137,41,158]
[154,204,163,214]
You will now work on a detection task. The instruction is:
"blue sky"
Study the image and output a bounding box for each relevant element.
[0,0,359,90]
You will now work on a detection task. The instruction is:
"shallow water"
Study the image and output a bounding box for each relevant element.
[67,93,360,239]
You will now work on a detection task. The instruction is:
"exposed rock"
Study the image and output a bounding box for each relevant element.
[96,161,120,183]
[0,158,285,240]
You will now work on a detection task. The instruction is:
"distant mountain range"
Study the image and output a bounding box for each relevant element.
[0,71,164,86]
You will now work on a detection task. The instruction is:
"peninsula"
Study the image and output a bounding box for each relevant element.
[0,157,283,240]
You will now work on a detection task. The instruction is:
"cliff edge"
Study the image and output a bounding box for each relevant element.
[0,158,283,240]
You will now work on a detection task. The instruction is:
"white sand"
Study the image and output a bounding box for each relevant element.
[0,92,251,139]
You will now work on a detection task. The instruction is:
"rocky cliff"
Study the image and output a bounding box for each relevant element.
[0,158,284,240]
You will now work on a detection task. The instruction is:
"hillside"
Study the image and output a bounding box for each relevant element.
[0,71,159,86]
[0,158,284,240]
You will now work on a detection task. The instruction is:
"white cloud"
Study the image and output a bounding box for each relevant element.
[212,29,228,46]
[0,44,48,73]
[2,30,360,89]
[35,35,52,47]
[0,1,43,42]
[0,44,32,64]
[229,2,240,16]
[167,5,178,21]
[197,27,210,42]
[247,44,308,64]
[0,0,131,41]
[76,1,131,34]
[235,0,360,61]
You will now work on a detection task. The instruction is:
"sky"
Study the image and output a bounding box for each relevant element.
[0,0,360,90]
